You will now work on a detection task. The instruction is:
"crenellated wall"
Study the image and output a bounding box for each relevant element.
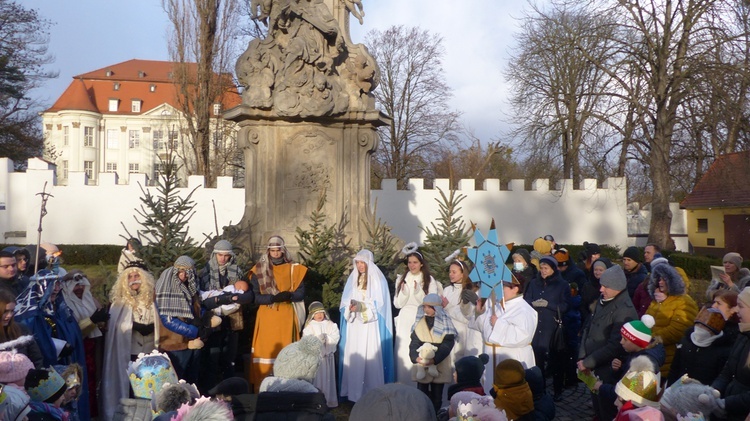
[0,158,687,250]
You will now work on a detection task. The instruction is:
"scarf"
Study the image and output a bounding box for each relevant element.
[60,273,101,338]
[691,328,723,347]
[412,303,458,338]
[28,401,68,421]
[206,255,241,291]
[493,382,534,421]
[155,267,198,319]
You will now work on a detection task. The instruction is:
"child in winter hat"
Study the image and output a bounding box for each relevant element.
[0,351,33,390]
[621,315,656,350]
[491,359,534,421]
[448,354,490,399]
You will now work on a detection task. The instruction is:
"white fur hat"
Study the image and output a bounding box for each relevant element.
[273,335,322,382]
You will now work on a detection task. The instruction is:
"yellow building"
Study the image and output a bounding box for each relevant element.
[680,150,750,258]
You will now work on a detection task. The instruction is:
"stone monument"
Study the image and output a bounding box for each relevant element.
[225,0,390,255]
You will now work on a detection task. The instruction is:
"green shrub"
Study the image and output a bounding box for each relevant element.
[1,243,122,266]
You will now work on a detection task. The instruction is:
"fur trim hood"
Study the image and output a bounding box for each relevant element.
[648,263,686,298]
[174,397,234,421]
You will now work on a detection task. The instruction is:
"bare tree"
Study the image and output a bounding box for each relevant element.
[0,0,57,167]
[163,0,244,186]
[506,6,617,185]
[365,25,461,189]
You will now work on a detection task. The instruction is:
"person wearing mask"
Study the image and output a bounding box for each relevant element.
[578,265,637,421]
[524,255,570,400]
[511,248,537,292]
[622,246,648,299]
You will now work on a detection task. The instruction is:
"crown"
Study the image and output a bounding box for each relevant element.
[127,350,178,399]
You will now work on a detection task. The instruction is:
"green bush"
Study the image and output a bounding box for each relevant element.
[1,243,123,266]
[507,243,621,264]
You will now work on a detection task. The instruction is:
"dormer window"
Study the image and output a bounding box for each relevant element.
[106,70,113,77]
[138,71,145,78]
[132,100,141,113]
[149,84,156,92]
[213,103,221,116]
[114,82,120,91]
[108,98,119,112]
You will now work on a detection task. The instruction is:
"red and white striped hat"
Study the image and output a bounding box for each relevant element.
[621,315,656,349]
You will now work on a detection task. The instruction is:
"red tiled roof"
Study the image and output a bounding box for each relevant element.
[680,150,750,209]
[46,59,240,114]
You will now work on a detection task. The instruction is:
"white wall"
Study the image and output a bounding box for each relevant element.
[0,158,686,251]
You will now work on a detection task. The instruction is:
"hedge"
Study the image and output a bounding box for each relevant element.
[1,243,122,266]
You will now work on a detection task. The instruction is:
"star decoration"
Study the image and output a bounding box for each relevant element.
[467,219,514,299]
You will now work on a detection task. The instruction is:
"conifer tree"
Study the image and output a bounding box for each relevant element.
[421,188,470,286]
[296,194,353,310]
[122,155,202,275]
[361,199,401,282]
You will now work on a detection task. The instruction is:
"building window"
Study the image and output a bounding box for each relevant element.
[108,99,119,112]
[62,160,68,179]
[84,161,93,179]
[707,238,716,246]
[63,126,69,146]
[114,82,120,91]
[84,126,94,147]
[129,163,140,173]
[153,162,165,180]
[131,100,141,113]
[213,103,221,116]
[129,130,140,148]
[697,218,708,233]
[150,84,156,92]
[107,129,119,148]
[153,130,164,150]
[168,130,179,149]
[106,162,117,172]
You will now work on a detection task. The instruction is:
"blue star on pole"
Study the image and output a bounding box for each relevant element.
[467,219,514,299]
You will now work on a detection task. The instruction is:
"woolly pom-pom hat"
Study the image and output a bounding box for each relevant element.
[533,238,552,255]
[614,356,661,408]
[0,351,33,388]
[273,335,322,382]
[695,307,726,335]
[623,246,642,263]
[724,252,743,270]
[600,265,627,292]
[24,368,66,404]
[455,354,489,384]
[621,315,656,348]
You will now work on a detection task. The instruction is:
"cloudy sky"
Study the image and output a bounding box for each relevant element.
[26,0,537,142]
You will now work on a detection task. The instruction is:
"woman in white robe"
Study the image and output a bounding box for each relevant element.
[302,301,340,407]
[101,263,157,420]
[442,259,483,361]
[393,248,442,385]
[470,277,537,395]
[338,249,394,402]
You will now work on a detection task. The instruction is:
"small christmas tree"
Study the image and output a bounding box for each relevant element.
[122,154,202,275]
[296,193,353,310]
[361,199,401,282]
[421,188,471,286]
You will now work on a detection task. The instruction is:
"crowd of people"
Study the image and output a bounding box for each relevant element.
[0,235,748,420]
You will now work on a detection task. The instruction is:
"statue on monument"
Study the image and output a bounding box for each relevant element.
[237,0,379,117]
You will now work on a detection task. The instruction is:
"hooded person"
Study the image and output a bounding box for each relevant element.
[511,248,537,291]
[578,264,638,421]
[1,247,30,296]
[408,293,457,413]
[196,239,251,393]
[302,301,339,407]
[247,235,308,391]
[525,366,555,421]
[156,255,218,385]
[646,261,699,379]
[491,359,534,421]
[101,261,159,420]
[338,249,394,403]
[13,270,90,420]
[117,238,144,274]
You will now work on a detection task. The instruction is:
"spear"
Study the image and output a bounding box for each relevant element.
[33,182,53,277]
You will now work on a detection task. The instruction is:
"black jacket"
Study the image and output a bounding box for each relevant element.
[524,270,570,352]
[712,330,750,420]
[668,326,732,386]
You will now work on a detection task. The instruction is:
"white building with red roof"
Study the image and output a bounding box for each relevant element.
[42,59,241,185]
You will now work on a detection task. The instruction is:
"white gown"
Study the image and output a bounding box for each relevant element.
[471,295,537,394]
[443,283,483,361]
[393,272,442,385]
[302,319,340,407]
[340,285,383,402]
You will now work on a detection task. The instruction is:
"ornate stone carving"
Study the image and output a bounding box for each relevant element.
[72,122,81,128]
[237,0,380,117]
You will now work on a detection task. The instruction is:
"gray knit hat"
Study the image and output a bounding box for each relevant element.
[724,252,743,270]
[174,255,195,269]
[600,265,627,291]
[213,240,233,254]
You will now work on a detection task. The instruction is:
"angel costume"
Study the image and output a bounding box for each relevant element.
[338,250,394,403]
[101,264,157,421]
[393,266,441,385]
[471,294,537,395]
[302,302,340,407]
[443,281,483,360]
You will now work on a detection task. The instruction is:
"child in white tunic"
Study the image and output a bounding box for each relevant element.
[302,301,340,407]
